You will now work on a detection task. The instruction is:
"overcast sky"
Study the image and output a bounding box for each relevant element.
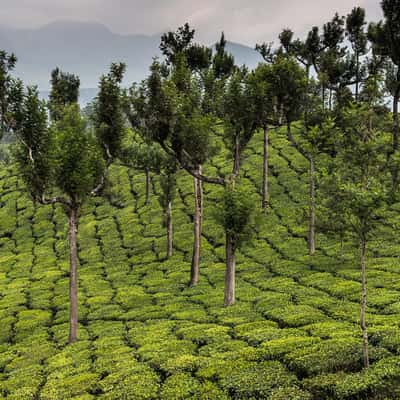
[1,0,384,45]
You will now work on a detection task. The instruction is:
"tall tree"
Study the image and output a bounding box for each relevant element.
[368,0,400,188]
[15,96,105,343]
[321,104,390,368]
[267,55,324,255]
[247,63,276,209]
[137,43,252,304]
[159,25,225,285]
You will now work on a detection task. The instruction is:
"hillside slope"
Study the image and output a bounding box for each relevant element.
[1,128,400,399]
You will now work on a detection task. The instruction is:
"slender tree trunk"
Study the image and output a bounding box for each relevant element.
[393,92,399,152]
[329,89,332,111]
[308,156,316,256]
[190,165,203,286]
[224,233,236,307]
[145,168,151,206]
[166,200,173,258]
[233,134,241,177]
[360,237,369,369]
[391,91,399,189]
[355,52,359,102]
[68,206,79,344]
[262,126,269,210]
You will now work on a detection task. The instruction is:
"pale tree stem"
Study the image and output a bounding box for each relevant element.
[190,165,203,286]
[262,126,269,209]
[145,168,151,205]
[68,206,79,343]
[166,200,173,258]
[309,156,316,255]
[224,233,236,307]
[360,237,369,368]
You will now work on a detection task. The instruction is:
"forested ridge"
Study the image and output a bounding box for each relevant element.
[1,0,400,399]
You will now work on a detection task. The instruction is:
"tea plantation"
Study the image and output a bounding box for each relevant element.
[1,127,400,399]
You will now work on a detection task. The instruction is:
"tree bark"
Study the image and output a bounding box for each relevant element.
[166,200,173,258]
[308,156,316,256]
[224,233,236,307]
[233,134,241,177]
[393,91,399,152]
[360,237,369,369]
[262,126,269,210]
[145,168,151,206]
[68,206,79,344]
[391,91,399,189]
[355,51,359,102]
[190,165,203,286]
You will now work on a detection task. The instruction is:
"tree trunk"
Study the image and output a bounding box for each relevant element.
[308,156,316,256]
[166,200,173,258]
[233,134,241,177]
[224,233,236,307]
[262,126,269,210]
[391,91,399,189]
[145,168,151,206]
[393,92,399,153]
[190,165,203,286]
[68,206,79,344]
[360,237,369,369]
[355,51,359,102]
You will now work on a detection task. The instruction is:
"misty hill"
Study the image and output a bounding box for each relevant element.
[1,20,263,94]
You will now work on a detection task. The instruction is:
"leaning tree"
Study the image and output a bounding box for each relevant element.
[127,27,234,287]
[135,43,256,305]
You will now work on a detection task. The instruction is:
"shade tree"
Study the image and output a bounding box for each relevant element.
[14,96,105,343]
[368,0,400,190]
[13,63,125,343]
[132,36,257,303]
[321,103,391,368]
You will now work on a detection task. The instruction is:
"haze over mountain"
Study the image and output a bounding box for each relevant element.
[1,20,263,101]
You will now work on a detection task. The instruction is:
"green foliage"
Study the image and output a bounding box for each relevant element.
[214,185,255,247]
[94,62,126,159]
[0,50,22,136]
[48,67,80,122]
[52,105,105,202]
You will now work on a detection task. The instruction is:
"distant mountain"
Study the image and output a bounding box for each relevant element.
[0,21,160,90]
[222,42,263,69]
[1,20,263,104]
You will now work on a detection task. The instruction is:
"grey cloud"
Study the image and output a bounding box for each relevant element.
[0,0,384,46]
